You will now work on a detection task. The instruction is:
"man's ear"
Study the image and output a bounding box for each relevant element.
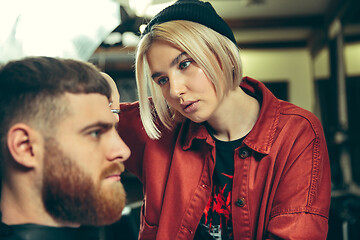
[7,123,43,168]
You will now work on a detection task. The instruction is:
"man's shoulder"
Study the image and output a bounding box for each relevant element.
[0,222,15,239]
[0,223,101,240]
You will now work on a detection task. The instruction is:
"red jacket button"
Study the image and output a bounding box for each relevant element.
[235,198,246,207]
[239,148,250,159]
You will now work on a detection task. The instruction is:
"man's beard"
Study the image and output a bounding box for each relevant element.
[41,137,126,226]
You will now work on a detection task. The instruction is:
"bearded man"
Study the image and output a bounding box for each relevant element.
[0,56,130,239]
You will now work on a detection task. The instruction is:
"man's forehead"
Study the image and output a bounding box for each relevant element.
[62,92,115,126]
[64,92,108,105]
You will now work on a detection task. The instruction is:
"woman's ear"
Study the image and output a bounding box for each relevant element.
[6,123,43,168]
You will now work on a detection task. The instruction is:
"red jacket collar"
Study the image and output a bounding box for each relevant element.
[180,77,280,155]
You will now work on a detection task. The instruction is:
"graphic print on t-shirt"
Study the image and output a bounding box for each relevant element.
[198,172,234,239]
[194,132,243,240]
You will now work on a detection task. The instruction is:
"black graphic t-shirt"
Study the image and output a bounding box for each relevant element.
[194,136,244,240]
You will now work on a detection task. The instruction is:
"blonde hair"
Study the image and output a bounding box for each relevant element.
[135,20,242,139]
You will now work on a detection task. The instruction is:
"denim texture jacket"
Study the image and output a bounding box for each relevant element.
[118,77,331,240]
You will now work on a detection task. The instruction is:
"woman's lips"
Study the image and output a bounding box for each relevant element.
[181,100,199,113]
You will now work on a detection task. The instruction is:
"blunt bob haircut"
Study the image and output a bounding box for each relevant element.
[135,20,242,139]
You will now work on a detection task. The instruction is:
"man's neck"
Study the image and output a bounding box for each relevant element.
[1,184,80,228]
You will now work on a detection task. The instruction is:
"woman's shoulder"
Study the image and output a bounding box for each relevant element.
[278,100,324,137]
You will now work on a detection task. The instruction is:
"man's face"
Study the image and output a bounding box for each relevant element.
[41,93,130,226]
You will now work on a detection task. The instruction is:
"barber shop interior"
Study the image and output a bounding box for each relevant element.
[1,0,360,239]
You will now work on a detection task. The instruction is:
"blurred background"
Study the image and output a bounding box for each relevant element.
[1,0,359,239]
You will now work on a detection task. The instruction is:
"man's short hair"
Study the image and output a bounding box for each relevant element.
[0,56,110,164]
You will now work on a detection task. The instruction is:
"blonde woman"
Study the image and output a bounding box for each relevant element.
[118,0,331,239]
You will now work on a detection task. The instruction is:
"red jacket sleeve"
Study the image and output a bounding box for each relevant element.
[267,115,331,239]
[118,101,148,180]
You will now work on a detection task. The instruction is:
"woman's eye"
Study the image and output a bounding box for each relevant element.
[157,77,168,86]
[179,60,191,70]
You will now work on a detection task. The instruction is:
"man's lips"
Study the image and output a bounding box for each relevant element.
[105,170,124,181]
[106,174,122,181]
[104,164,125,181]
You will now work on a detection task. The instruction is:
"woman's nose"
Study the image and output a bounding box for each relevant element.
[169,74,186,98]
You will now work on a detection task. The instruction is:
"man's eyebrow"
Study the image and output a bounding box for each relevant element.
[79,122,113,133]
[151,52,187,80]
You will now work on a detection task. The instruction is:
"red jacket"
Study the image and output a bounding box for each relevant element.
[118,77,331,240]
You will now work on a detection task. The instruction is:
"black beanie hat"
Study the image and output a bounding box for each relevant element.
[141,0,237,44]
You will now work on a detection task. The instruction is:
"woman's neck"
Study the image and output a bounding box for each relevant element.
[207,87,260,141]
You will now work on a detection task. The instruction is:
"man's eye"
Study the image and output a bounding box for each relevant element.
[179,60,191,70]
[90,130,102,138]
[157,77,168,86]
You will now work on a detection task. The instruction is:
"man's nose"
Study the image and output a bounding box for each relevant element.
[107,129,131,162]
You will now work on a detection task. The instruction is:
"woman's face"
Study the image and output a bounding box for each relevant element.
[146,40,220,123]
